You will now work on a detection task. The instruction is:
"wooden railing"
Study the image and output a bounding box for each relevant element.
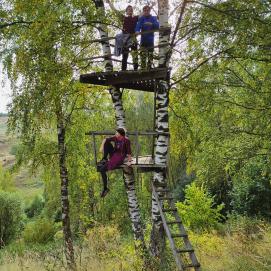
[86,130,169,167]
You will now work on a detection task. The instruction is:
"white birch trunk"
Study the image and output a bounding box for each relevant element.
[150,0,170,257]
[93,0,146,252]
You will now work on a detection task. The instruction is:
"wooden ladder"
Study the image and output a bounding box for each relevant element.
[152,185,201,271]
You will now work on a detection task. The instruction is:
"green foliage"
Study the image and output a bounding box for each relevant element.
[230,157,271,219]
[0,191,23,246]
[25,195,44,218]
[9,144,19,156]
[0,165,15,192]
[225,214,268,238]
[85,225,143,270]
[191,223,271,271]
[23,218,56,244]
[170,0,271,217]
[176,183,224,232]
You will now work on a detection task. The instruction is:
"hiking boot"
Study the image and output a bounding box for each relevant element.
[100,188,110,198]
[99,158,107,163]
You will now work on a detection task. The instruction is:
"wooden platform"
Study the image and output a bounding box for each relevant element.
[112,155,166,172]
[80,68,169,92]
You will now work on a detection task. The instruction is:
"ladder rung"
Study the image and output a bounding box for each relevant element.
[154,183,167,187]
[171,233,188,238]
[177,248,194,253]
[158,196,174,200]
[156,188,170,192]
[166,221,182,225]
[162,208,177,212]
[183,263,200,269]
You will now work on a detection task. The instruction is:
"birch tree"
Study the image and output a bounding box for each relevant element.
[91,0,147,254]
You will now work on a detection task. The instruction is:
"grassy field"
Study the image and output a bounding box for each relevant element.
[0,116,43,201]
[0,116,14,167]
[0,224,270,271]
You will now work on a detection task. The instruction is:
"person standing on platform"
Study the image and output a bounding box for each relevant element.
[106,0,139,71]
[98,128,132,197]
[135,5,159,70]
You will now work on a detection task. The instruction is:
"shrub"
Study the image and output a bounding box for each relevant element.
[23,218,56,244]
[86,225,121,257]
[0,191,23,246]
[225,214,268,239]
[0,165,15,192]
[25,195,44,218]
[176,183,224,232]
[9,144,19,156]
[231,157,271,219]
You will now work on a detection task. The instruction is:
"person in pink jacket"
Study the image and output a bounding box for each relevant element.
[99,128,132,197]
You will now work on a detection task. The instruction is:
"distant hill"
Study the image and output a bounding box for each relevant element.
[0,115,8,136]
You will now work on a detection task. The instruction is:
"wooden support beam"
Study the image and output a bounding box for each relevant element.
[85,130,170,136]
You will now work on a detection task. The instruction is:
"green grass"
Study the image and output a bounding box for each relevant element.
[15,171,43,203]
[0,116,43,201]
[0,224,270,271]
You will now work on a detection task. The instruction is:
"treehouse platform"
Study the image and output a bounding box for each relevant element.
[80,68,169,92]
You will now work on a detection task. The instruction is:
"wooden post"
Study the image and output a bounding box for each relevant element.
[135,130,139,165]
[92,133,98,165]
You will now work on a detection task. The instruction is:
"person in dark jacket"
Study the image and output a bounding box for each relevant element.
[135,5,159,69]
[99,128,132,197]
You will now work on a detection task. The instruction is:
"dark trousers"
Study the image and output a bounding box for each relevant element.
[140,43,154,70]
[122,42,138,71]
[101,141,114,190]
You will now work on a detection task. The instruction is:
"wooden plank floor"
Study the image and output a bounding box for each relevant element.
[80,68,169,92]
[121,155,166,170]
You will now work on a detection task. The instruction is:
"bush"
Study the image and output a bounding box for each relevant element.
[25,195,44,218]
[176,183,224,232]
[0,191,23,246]
[231,157,271,219]
[9,144,19,156]
[0,165,15,192]
[225,214,268,239]
[23,218,56,244]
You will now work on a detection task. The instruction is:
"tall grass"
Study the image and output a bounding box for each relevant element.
[0,221,270,271]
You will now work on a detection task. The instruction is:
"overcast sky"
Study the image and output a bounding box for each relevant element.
[0,64,11,113]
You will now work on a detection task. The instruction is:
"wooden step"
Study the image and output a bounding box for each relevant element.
[154,182,167,187]
[159,197,174,200]
[183,263,200,269]
[166,221,182,225]
[156,188,170,193]
[177,248,194,253]
[162,208,177,212]
[171,233,188,238]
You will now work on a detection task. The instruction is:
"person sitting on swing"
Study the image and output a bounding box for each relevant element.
[98,128,132,197]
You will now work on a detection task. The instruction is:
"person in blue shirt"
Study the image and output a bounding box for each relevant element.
[135,5,159,70]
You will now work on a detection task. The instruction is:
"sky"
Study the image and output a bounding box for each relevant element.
[0,64,11,113]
